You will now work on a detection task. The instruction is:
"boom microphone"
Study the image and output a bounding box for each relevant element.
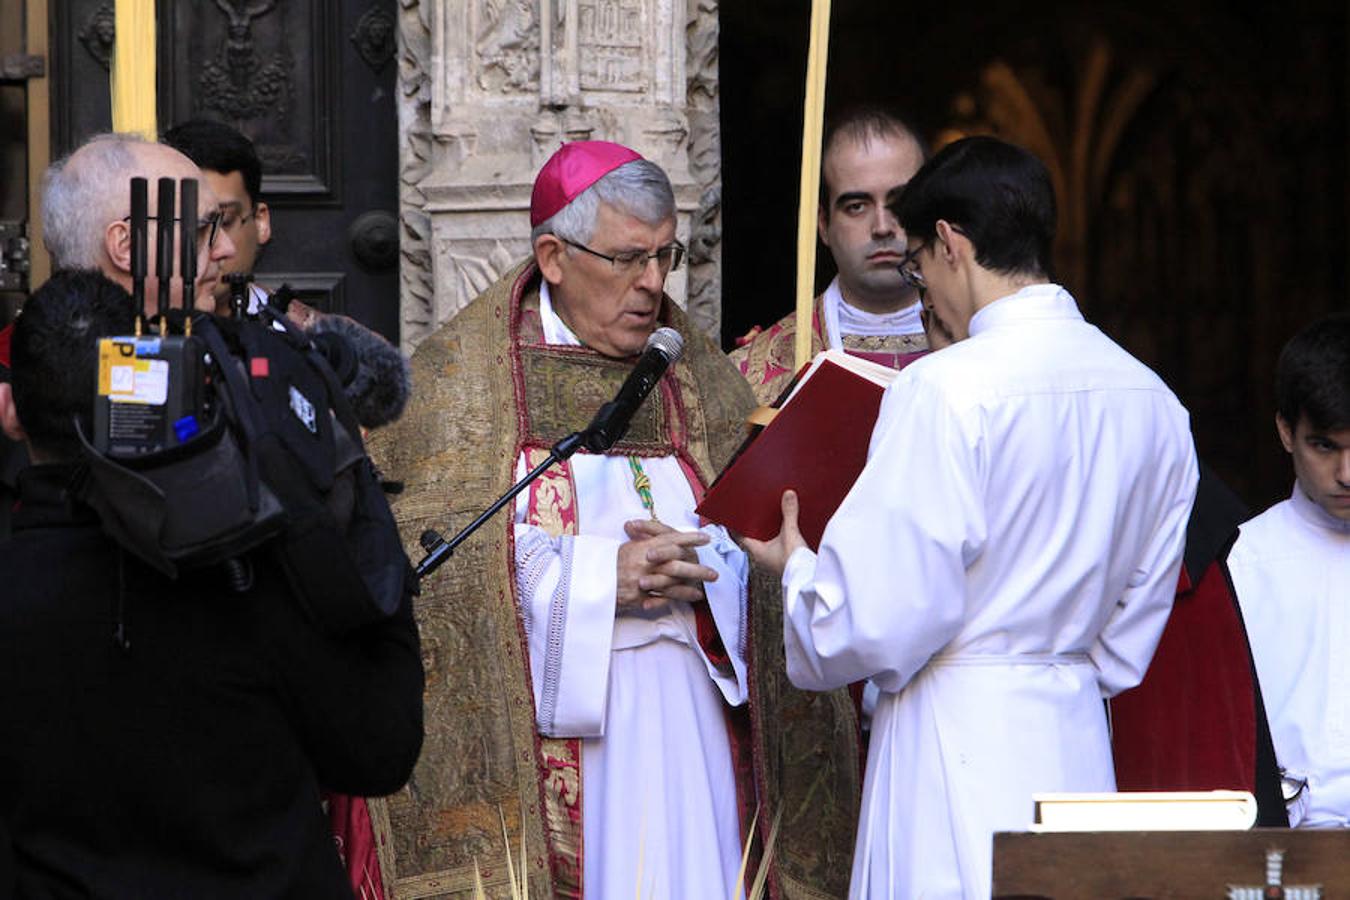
[582,327,683,452]
[309,314,413,429]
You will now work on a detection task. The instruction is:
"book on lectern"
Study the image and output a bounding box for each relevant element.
[1030,790,1259,832]
[696,349,899,549]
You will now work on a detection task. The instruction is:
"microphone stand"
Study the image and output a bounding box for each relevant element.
[414,326,679,581]
[414,430,587,579]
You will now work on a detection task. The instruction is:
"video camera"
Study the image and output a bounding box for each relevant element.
[76,176,410,633]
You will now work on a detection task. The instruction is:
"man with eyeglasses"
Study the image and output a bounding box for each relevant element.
[39,133,236,313]
[745,136,1199,899]
[732,105,933,406]
[0,134,236,538]
[163,119,272,316]
[366,140,860,897]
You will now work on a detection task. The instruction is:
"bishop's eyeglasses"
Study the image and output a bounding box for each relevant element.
[564,239,687,277]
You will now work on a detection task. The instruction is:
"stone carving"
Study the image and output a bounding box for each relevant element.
[683,0,722,337]
[445,241,519,316]
[578,0,648,93]
[476,0,540,92]
[351,4,398,73]
[397,0,436,347]
[198,0,294,122]
[78,3,116,71]
[399,0,722,351]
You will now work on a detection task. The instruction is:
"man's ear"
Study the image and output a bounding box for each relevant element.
[254,201,272,246]
[934,219,964,267]
[0,382,26,444]
[104,219,132,273]
[817,202,831,246]
[534,234,567,285]
[1276,414,1296,454]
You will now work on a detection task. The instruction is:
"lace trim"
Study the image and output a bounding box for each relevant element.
[539,536,575,733]
[514,528,561,637]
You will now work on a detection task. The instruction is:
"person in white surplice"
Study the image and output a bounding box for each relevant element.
[1228,313,1350,828]
[744,136,1200,900]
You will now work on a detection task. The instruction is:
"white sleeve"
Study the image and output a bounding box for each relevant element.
[1089,440,1198,697]
[783,376,985,693]
[513,524,620,738]
[691,523,750,706]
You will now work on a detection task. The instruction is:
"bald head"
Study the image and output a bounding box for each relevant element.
[41,133,234,312]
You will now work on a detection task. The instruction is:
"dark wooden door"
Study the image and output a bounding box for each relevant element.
[50,0,401,341]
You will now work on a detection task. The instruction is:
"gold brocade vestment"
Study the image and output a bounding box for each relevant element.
[367,262,860,899]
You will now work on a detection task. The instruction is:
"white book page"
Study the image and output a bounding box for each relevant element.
[782,348,900,408]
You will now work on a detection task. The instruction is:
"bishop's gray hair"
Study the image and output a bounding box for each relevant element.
[42,133,150,270]
[532,159,675,244]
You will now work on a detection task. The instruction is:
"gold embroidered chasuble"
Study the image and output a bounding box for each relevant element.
[367,261,860,899]
[731,295,929,407]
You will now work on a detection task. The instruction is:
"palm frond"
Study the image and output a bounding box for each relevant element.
[471,859,488,900]
[746,809,782,900]
[732,805,763,899]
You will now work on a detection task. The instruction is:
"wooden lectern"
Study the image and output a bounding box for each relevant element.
[993,829,1350,898]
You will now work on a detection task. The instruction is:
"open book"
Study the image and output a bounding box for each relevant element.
[696,349,899,549]
[1030,791,1259,832]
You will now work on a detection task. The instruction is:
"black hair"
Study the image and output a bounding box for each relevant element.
[819,103,927,211]
[11,270,137,460]
[162,118,263,205]
[1276,312,1350,433]
[890,136,1056,279]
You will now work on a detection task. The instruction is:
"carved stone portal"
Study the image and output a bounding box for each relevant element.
[396,0,722,353]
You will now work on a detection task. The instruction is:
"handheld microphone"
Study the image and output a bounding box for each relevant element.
[582,326,683,452]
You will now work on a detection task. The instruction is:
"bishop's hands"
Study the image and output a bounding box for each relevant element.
[616,519,719,612]
[739,489,808,578]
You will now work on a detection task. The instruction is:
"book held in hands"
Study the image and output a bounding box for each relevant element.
[696,349,899,549]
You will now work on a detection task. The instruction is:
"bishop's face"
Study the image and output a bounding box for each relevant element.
[1279,414,1350,521]
[549,203,678,358]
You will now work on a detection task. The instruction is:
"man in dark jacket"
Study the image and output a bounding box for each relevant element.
[0,270,424,898]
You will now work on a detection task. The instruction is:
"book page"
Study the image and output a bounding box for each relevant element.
[783,349,900,407]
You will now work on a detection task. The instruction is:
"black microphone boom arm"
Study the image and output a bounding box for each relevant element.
[414,430,583,579]
[414,327,683,580]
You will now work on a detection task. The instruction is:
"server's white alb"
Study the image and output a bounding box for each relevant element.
[782,283,1199,900]
[1230,485,1350,828]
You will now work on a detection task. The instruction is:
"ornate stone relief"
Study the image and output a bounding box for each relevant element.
[475,0,540,91]
[397,0,722,352]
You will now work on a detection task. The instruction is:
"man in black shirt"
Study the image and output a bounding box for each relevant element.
[0,270,424,898]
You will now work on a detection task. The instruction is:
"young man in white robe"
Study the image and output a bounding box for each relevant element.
[1228,313,1350,828]
[744,135,1199,900]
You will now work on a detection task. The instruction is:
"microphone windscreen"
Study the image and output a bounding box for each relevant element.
[646,326,683,364]
[311,315,413,429]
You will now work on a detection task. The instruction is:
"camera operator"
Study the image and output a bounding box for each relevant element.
[0,269,424,897]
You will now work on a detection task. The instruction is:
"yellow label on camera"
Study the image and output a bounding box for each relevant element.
[97,337,169,405]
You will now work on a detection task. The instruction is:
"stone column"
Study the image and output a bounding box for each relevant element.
[396,0,722,353]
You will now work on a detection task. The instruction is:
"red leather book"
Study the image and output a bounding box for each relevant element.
[697,350,897,549]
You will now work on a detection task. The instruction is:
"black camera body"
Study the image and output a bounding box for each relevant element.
[79,177,410,633]
[80,307,410,633]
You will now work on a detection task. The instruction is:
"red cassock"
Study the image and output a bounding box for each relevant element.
[1109,465,1286,825]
